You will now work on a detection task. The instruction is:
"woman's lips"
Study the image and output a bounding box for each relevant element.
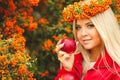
[82,39,91,44]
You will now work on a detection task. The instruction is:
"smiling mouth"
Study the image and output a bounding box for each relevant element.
[82,39,91,44]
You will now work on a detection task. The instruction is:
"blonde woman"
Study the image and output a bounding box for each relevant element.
[55,0,120,80]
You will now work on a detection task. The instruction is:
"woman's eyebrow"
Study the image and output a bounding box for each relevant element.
[86,22,93,25]
[76,23,81,26]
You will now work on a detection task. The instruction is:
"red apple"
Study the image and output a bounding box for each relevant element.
[61,73,77,80]
[60,38,76,54]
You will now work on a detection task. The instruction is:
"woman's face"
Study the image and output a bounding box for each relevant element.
[75,19,103,50]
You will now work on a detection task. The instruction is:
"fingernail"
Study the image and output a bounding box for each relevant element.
[61,43,64,46]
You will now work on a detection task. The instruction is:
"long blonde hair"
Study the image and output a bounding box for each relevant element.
[73,8,120,73]
[91,8,120,65]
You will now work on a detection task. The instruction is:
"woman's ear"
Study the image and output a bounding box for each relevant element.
[73,41,80,54]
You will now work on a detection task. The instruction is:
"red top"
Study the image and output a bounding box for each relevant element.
[54,53,83,80]
[55,50,120,80]
[83,50,120,80]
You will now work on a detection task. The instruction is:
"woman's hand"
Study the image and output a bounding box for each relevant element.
[55,40,75,71]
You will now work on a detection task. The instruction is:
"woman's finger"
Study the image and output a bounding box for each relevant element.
[57,39,62,45]
[57,51,65,58]
[58,51,72,62]
[56,43,64,53]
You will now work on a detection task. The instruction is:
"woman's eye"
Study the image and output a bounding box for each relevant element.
[87,24,95,28]
[75,25,81,30]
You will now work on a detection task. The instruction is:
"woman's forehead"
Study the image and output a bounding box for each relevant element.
[76,19,92,25]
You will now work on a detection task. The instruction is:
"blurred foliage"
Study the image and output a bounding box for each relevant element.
[0,0,40,79]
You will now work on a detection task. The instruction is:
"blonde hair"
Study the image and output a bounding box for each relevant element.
[73,8,120,74]
[91,8,120,65]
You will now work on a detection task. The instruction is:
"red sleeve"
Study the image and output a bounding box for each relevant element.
[54,53,83,80]
[112,75,120,80]
[112,64,120,80]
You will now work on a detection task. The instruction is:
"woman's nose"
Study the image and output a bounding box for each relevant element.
[81,28,87,36]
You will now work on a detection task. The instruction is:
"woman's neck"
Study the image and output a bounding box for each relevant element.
[89,47,103,62]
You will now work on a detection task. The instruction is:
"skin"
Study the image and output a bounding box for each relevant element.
[76,19,104,62]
